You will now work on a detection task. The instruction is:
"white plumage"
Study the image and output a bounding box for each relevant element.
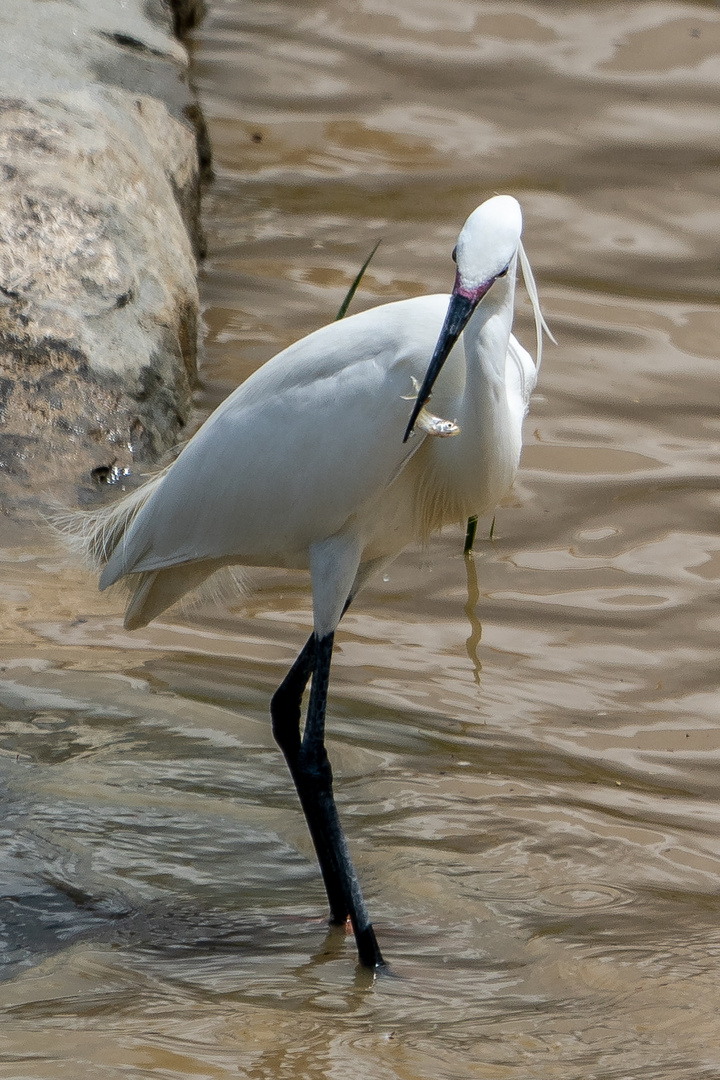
[63,194,552,968]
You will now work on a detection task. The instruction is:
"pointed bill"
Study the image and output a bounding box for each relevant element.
[403,278,493,443]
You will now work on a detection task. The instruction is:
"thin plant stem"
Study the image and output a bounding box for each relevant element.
[335,240,381,321]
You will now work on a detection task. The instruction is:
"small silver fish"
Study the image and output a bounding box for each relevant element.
[402,377,461,438]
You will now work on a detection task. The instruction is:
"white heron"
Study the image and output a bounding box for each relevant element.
[63,194,551,969]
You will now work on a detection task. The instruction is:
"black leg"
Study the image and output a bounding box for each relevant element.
[271,631,348,923]
[271,631,385,969]
[270,632,316,759]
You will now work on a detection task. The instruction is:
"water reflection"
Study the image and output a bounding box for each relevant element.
[463,553,483,683]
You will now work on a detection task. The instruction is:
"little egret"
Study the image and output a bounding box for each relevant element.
[63,194,551,969]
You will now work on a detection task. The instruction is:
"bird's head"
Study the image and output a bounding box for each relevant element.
[403,195,523,443]
[452,195,523,293]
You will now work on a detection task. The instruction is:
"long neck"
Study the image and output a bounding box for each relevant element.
[459,253,517,427]
[444,255,520,515]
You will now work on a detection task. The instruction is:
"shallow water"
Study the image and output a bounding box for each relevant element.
[2,1,720,1076]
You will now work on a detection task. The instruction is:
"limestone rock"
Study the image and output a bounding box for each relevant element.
[0,0,208,514]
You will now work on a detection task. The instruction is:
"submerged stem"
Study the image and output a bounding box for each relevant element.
[463,514,478,555]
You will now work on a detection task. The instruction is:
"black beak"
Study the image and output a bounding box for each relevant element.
[403,283,491,443]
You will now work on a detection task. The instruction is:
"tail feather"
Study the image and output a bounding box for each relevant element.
[53,470,251,628]
[124,563,216,630]
[50,469,168,574]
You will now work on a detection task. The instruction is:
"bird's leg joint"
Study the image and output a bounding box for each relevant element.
[270,695,300,758]
[271,632,316,759]
[298,736,334,787]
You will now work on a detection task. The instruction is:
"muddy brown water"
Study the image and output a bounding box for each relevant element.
[2,2,720,1076]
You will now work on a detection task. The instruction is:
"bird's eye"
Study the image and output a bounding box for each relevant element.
[497,265,509,278]
[451,246,457,263]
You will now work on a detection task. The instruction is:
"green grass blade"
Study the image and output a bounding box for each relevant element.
[335,240,381,321]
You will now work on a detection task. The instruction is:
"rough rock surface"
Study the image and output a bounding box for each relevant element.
[0,0,207,515]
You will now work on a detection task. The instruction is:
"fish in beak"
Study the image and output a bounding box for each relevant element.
[403,275,495,443]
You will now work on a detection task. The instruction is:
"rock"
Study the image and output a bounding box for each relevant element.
[0,0,208,515]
